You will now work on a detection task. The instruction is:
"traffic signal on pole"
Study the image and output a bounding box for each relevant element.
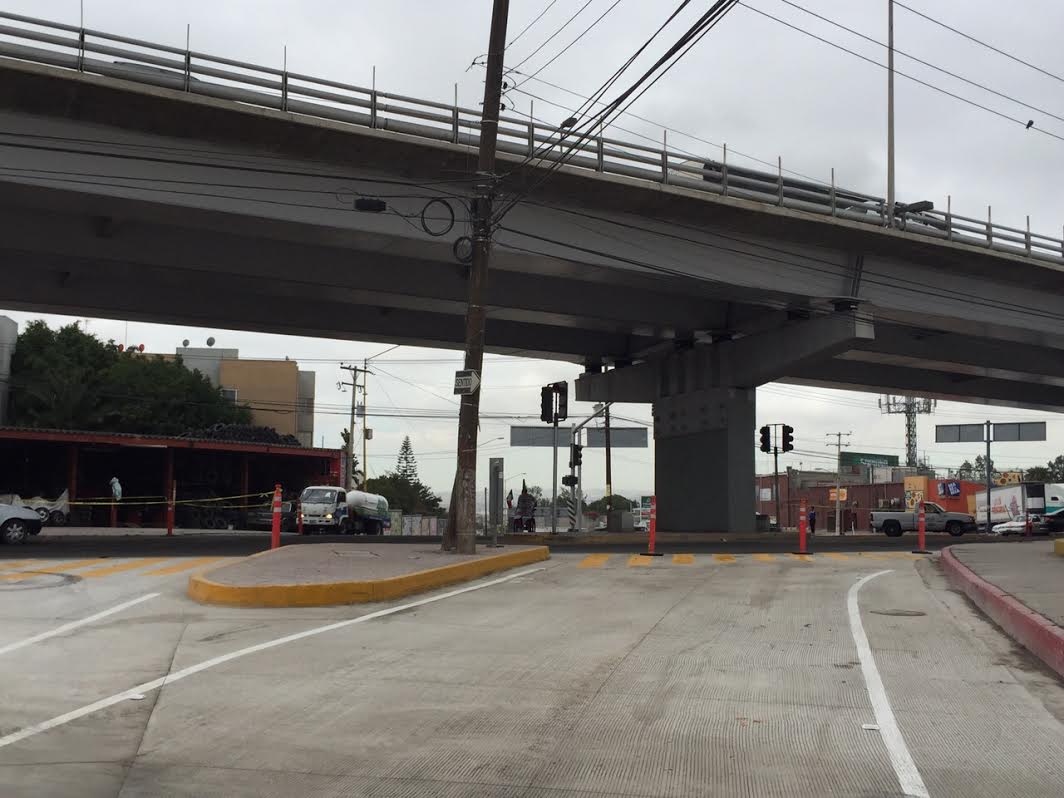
[781,424,794,453]
[570,443,583,468]
[540,386,553,423]
[554,381,568,422]
[759,425,771,453]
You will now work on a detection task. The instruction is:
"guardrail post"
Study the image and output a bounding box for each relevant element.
[777,156,783,205]
[661,130,669,184]
[370,65,377,129]
[77,28,85,72]
[596,134,604,172]
[1026,215,1032,254]
[830,167,836,216]
[946,194,953,241]
[722,143,729,197]
[986,205,993,246]
[452,83,459,143]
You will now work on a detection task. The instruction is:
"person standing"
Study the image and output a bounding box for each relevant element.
[808,506,817,536]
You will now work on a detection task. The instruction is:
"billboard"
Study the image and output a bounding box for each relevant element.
[840,451,899,468]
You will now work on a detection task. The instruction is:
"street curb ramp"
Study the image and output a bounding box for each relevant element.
[187,546,550,607]
[941,546,1064,679]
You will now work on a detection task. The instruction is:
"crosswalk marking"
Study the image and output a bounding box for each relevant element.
[672,553,694,565]
[712,554,736,563]
[78,558,172,579]
[628,554,654,567]
[753,554,775,562]
[578,553,610,569]
[141,556,230,576]
[0,559,109,580]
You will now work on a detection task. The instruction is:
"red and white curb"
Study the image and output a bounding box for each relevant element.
[941,546,1064,678]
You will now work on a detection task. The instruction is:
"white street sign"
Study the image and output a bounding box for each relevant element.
[453,369,481,395]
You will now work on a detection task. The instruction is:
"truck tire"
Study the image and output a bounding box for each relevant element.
[339,518,352,535]
[49,510,67,527]
[946,521,964,537]
[883,521,903,537]
[2,519,29,545]
[366,520,380,536]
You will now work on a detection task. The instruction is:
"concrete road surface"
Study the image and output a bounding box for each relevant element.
[0,551,1062,797]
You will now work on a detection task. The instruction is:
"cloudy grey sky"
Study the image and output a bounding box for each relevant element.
[2,0,1063,498]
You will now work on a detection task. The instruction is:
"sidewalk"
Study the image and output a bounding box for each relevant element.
[188,542,549,607]
[942,541,1064,678]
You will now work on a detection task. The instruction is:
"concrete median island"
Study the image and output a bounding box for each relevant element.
[188,543,549,607]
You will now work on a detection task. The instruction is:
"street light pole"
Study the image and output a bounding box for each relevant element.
[886,0,895,223]
[449,0,510,554]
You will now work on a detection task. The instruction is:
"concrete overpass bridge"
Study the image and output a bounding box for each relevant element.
[0,12,1062,532]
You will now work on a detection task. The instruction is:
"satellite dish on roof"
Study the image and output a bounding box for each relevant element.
[206,337,215,347]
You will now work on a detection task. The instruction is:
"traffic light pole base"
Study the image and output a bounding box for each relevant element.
[911,549,931,554]
[639,552,664,557]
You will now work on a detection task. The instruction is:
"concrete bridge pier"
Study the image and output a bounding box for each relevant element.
[576,310,875,533]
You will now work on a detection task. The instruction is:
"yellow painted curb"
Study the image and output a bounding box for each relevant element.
[1054,538,1064,557]
[188,546,550,607]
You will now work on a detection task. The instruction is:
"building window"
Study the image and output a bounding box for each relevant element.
[221,387,238,403]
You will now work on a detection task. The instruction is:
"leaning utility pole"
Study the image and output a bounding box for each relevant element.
[886,0,895,222]
[449,0,510,554]
[339,363,369,489]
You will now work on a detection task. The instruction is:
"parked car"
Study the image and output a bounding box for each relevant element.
[0,503,43,544]
[1041,508,1064,535]
[633,520,649,532]
[991,515,1046,535]
[870,501,976,537]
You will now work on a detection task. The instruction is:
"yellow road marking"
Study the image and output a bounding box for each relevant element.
[753,554,775,562]
[628,554,654,567]
[859,552,893,560]
[141,556,229,576]
[0,560,39,573]
[672,553,694,565]
[824,553,850,560]
[712,554,736,563]
[78,558,171,578]
[789,553,813,562]
[578,553,610,569]
[0,558,109,580]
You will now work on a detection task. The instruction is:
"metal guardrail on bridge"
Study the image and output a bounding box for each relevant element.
[0,10,1061,265]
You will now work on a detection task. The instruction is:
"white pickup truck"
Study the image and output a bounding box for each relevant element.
[870,502,976,537]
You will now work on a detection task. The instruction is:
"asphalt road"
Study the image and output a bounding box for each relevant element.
[1,549,1062,797]
[0,530,1016,559]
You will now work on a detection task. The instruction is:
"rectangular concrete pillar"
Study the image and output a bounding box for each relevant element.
[654,388,755,533]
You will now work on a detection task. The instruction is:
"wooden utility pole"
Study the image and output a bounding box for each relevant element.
[448,0,510,554]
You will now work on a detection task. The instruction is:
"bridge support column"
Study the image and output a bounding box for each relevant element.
[653,388,756,533]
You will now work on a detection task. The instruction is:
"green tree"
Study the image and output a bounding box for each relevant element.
[586,494,633,514]
[396,436,418,482]
[1025,466,1052,483]
[956,460,976,481]
[1047,455,1064,482]
[366,471,443,515]
[8,320,251,434]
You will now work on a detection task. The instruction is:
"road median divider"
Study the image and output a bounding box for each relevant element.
[188,544,549,607]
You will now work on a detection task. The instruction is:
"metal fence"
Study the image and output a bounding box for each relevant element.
[0,10,1061,265]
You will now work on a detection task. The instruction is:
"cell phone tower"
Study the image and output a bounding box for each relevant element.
[879,396,936,467]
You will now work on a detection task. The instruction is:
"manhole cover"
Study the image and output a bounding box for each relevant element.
[870,609,926,617]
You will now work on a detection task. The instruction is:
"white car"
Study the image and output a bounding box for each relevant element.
[992,515,1042,536]
[0,503,43,544]
[633,520,649,532]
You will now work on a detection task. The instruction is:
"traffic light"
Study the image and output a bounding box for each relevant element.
[781,424,794,453]
[554,381,568,422]
[541,386,554,423]
[570,443,583,468]
[758,425,771,453]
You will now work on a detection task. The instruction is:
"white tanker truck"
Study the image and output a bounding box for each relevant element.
[298,485,390,535]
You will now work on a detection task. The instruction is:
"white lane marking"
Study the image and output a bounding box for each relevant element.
[0,593,160,657]
[848,570,930,798]
[0,566,545,750]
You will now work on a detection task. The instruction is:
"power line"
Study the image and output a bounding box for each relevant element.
[509,0,597,72]
[894,0,1064,86]
[511,0,624,91]
[737,2,1064,144]
[772,0,1064,127]
[506,0,561,49]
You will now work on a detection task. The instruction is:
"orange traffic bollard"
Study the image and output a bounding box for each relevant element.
[297,500,304,536]
[913,500,930,553]
[641,495,662,557]
[270,483,282,550]
[793,499,809,555]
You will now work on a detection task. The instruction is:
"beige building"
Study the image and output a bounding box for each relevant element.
[175,347,315,447]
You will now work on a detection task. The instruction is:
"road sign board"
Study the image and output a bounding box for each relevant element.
[510,426,570,447]
[829,488,848,501]
[935,423,984,443]
[453,369,480,395]
[992,422,1046,442]
[585,427,648,448]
